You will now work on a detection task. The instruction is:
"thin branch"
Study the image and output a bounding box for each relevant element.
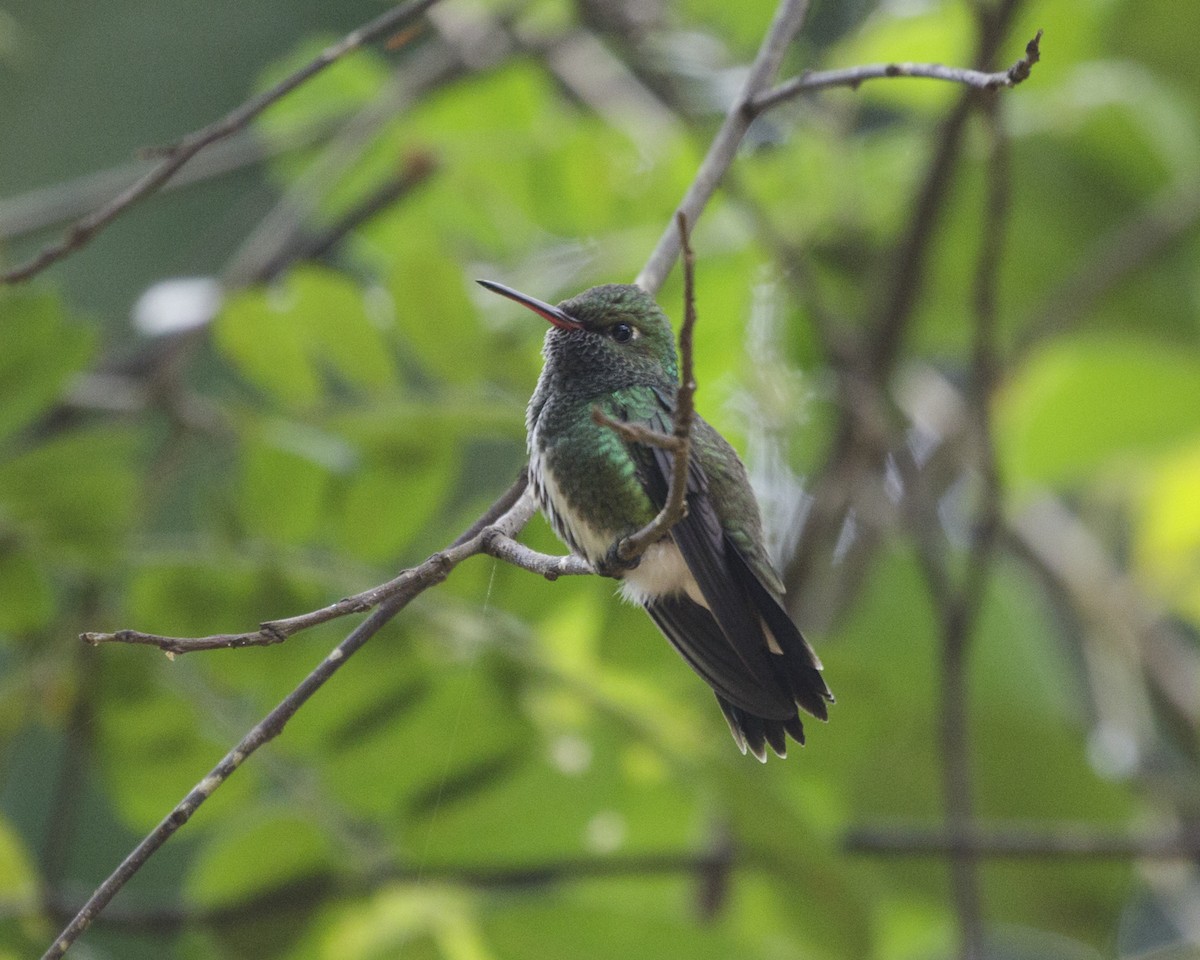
[1,0,446,285]
[221,31,472,289]
[635,0,812,294]
[43,475,537,960]
[81,470,592,654]
[480,527,593,579]
[0,115,345,245]
[750,29,1042,113]
[846,823,1200,860]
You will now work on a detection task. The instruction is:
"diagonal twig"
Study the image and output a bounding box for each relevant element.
[80,471,588,656]
[1,0,446,285]
[42,474,543,959]
[635,0,812,295]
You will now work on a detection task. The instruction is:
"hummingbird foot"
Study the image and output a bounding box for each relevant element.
[594,540,642,579]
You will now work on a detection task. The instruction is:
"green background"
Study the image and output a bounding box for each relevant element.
[2,0,1199,957]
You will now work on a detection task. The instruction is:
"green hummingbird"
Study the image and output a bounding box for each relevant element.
[478,279,833,760]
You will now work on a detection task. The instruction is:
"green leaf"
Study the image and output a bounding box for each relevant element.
[997,338,1200,487]
[483,887,766,960]
[127,551,330,642]
[0,427,139,563]
[0,290,93,444]
[324,414,461,562]
[238,420,343,546]
[215,266,397,409]
[187,812,336,909]
[387,242,484,386]
[321,886,489,960]
[95,668,258,830]
[0,815,36,899]
[0,545,52,634]
[1135,438,1200,626]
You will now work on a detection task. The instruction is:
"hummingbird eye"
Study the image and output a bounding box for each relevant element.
[610,322,635,343]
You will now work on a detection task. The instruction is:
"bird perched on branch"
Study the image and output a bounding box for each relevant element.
[478,279,833,760]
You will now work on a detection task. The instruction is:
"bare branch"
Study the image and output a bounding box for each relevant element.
[635,0,812,294]
[81,471,558,655]
[1,0,446,286]
[481,527,593,580]
[79,550,451,656]
[589,410,679,450]
[0,116,344,246]
[750,29,1042,113]
[43,475,537,960]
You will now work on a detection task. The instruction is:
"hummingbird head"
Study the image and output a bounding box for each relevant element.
[477,280,679,394]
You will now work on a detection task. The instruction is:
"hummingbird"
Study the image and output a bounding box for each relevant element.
[478,279,833,760]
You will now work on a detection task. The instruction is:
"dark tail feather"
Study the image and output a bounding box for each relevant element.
[780,650,832,722]
[717,697,797,761]
[784,712,807,746]
[729,548,835,722]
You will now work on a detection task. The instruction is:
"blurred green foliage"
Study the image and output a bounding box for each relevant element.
[2,0,1199,958]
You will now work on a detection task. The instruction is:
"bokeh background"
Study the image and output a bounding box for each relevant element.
[2,0,1199,958]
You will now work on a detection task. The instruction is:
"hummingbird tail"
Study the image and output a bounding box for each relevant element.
[716,697,808,761]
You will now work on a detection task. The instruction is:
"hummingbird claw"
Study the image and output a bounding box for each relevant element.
[595,541,641,579]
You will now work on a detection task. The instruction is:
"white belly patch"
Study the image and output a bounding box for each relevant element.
[619,540,705,608]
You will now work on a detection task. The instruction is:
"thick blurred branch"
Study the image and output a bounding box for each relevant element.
[1016,182,1200,357]
[243,151,439,284]
[847,823,1200,859]
[1,0,446,285]
[1008,497,1200,728]
[20,842,736,934]
[937,94,1010,960]
[0,116,343,245]
[221,9,483,287]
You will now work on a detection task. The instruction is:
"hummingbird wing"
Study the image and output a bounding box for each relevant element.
[616,394,832,758]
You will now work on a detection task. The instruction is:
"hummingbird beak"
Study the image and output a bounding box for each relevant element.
[476,279,582,331]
